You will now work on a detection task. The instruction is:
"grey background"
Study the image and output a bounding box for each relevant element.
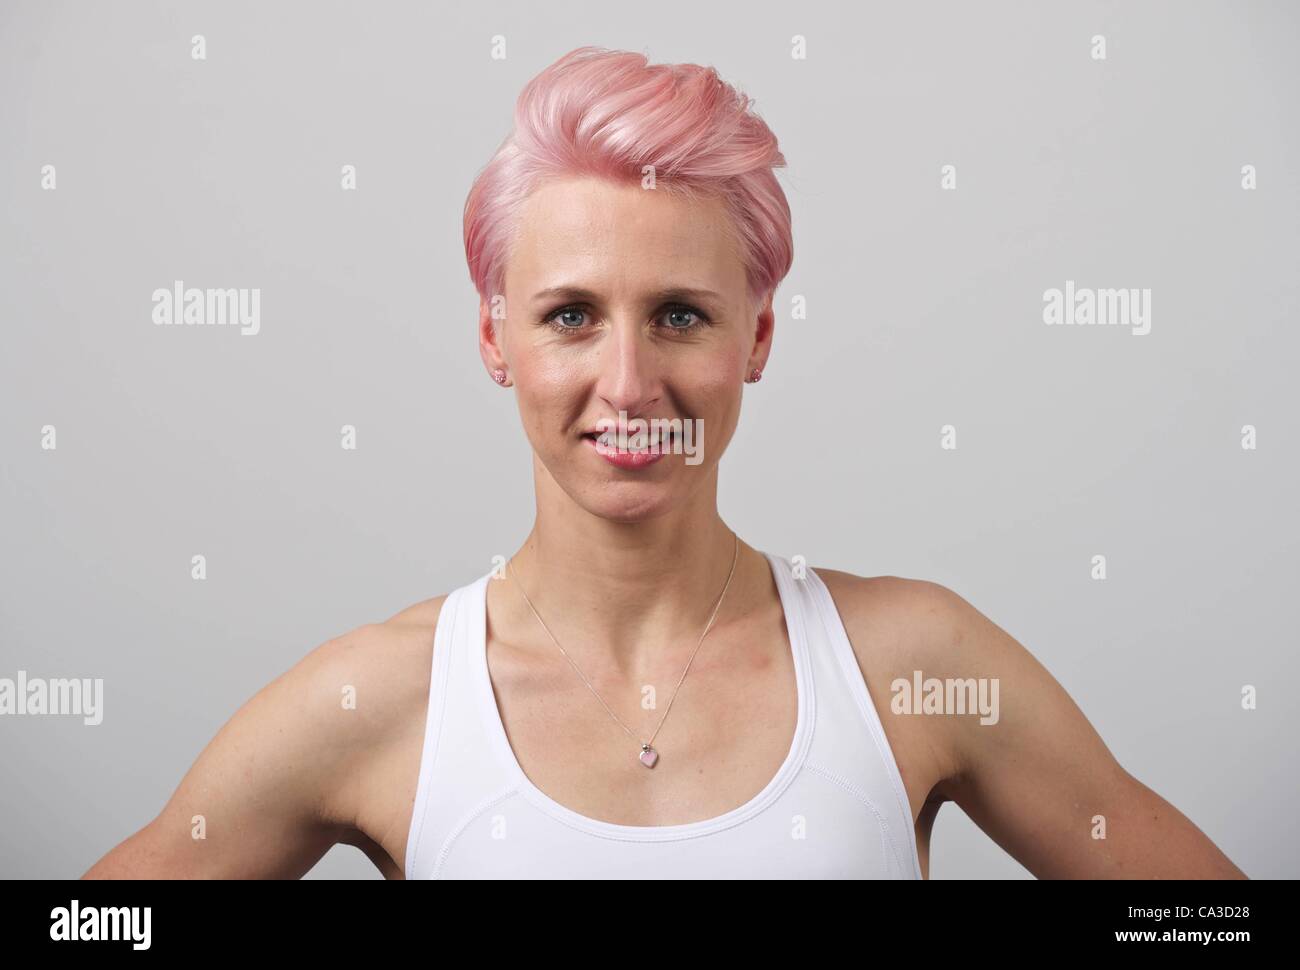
[1,0,1296,879]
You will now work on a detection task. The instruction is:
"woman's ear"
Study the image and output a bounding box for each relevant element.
[478,296,508,381]
[747,290,775,377]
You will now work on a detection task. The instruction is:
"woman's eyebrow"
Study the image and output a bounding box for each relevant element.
[529,285,725,305]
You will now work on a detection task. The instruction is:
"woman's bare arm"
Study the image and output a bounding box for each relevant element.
[899,580,1247,879]
[81,633,377,879]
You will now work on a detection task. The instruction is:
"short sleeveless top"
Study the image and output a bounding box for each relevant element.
[404,552,922,879]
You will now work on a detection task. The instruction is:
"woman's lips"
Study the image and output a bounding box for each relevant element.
[581,432,671,468]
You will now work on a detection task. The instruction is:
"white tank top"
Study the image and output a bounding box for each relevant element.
[404,552,923,879]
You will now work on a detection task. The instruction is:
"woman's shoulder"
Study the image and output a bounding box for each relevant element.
[807,564,1035,727]
[280,593,453,744]
[375,592,451,639]
[327,592,452,690]
[810,566,962,629]
[807,566,990,673]
[279,592,454,828]
[310,568,493,710]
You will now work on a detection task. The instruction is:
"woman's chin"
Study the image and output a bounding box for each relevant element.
[572,483,684,523]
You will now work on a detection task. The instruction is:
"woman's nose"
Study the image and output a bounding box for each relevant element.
[594,323,662,416]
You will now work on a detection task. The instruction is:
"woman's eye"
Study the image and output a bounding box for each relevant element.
[544,304,709,334]
[553,308,586,328]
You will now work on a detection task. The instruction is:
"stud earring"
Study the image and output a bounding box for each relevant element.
[746,368,762,383]
[491,369,507,385]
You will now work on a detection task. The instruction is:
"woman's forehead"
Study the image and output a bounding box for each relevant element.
[509,177,745,292]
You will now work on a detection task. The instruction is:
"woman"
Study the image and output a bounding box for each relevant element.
[83,46,1245,879]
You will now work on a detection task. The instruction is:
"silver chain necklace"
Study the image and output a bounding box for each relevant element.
[506,530,740,769]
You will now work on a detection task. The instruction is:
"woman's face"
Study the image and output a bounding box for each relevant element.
[485,175,773,523]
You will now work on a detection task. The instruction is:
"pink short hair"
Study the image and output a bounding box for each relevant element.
[463,46,793,309]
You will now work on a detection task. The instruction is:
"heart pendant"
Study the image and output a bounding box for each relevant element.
[638,745,659,769]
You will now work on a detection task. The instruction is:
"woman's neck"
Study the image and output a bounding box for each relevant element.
[500,510,759,675]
